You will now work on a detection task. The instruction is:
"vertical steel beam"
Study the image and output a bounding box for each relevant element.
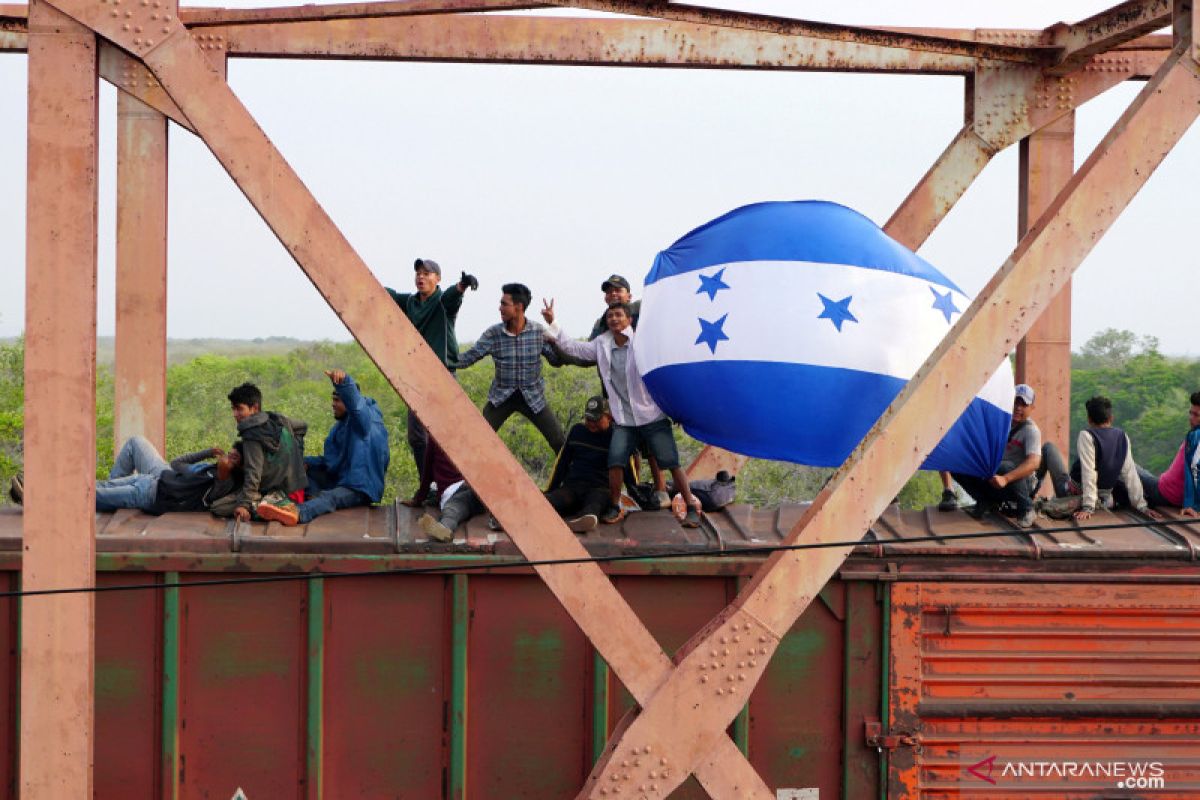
[21,1,98,796]
[114,92,169,453]
[1015,113,1075,460]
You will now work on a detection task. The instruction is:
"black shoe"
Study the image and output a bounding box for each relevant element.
[937,489,957,512]
[7,474,22,506]
[681,508,702,529]
[965,502,993,520]
[601,505,626,525]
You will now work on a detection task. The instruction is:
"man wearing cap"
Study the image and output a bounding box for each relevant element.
[542,300,703,528]
[588,275,641,341]
[951,383,1042,528]
[386,258,478,475]
[541,396,630,533]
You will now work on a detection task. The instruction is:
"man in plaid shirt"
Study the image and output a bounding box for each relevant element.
[457,283,566,453]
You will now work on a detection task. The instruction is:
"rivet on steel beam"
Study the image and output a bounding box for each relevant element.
[750,660,757,667]
[700,675,708,683]
[134,25,141,32]
[161,26,168,33]
[121,23,128,30]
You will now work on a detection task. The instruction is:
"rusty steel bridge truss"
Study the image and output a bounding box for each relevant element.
[2,0,1198,796]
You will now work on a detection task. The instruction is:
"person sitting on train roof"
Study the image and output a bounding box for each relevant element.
[1135,390,1200,518]
[210,382,307,523]
[456,282,566,455]
[950,383,1042,529]
[1038,395,1163,522]
[539,396,625,533]
[541,299,702,528]
[385,258,478,482]
[258,370,389,527]
[405,433,483,543]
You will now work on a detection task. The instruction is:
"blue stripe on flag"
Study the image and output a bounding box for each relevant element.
[645,201,962,294]
[642,361,1007,476]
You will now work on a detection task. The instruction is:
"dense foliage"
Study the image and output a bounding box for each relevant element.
[0,329,1195,509]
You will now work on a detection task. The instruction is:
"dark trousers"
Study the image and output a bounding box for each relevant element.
[406,409,427,478]
[440,486,485,529]
[1137,465,1173,507]
[952,460,1034,514]
[545,483,609,519]
[483,393,566,454]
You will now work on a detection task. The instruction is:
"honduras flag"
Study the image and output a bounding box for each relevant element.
[633,201,1013,477]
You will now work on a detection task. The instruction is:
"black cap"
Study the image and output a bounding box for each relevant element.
[601,274,631,292]
[414,258,441,277]
[583,395,609,421]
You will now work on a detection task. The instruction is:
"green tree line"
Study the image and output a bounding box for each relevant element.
[0,329,1194,509]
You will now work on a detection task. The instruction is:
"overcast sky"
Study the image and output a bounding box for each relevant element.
[1,1,1195,353]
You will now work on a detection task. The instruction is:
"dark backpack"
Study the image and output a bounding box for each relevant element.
[689,472,737,512]
[146,468,216,515]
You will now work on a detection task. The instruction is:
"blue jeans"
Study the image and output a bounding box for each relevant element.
[296,466,369,523]
[96,473,157,512]
[608,417,680,470]
[110,436,169,479]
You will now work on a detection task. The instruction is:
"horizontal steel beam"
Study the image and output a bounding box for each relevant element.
[211,14,978,73]
[180,0,545,27]
[541,0,1055,64]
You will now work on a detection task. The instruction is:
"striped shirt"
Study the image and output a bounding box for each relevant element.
[458,321,559,412]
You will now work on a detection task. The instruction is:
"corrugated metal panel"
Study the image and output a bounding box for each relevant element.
[466,576,591,798]
[95,572,161,799]
[889,582,1200,798]
[178,576,307,799]
[322,575,447,797]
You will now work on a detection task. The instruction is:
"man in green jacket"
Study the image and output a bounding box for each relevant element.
[214,382,308,522]
[386,257,478,476]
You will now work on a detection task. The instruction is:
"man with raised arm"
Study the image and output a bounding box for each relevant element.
[457,282,565,454]
[258,369,390,526]
[385,257,478,476]
[541,299,701,528]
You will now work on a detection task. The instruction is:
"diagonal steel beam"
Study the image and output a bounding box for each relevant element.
[585,43,1200,798]
[1047,0,1171,74]
[542,0,1054,64]
[37,4,770,795]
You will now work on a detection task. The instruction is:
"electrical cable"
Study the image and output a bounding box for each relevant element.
[1,514,1197,600]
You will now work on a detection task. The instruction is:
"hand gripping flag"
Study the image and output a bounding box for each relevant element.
[632,200,1013,477]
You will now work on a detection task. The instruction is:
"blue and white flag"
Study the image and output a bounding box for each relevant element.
[633,200,1013,478]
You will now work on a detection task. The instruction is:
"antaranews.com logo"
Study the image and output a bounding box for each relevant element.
[962,754,1166,791]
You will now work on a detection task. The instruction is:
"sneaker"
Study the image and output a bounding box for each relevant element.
[1014,509,1036,529]
[681,508,702,529]
[601,505,625,525]
[567,514,598,533]
[418,513,453,543]
[486,515,503,532]
[256,501,298,526]
[652,490,671,510]
[937,489,957,512]
[8,474,22,506]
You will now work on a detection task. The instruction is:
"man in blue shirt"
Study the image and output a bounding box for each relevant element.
[457,282,565,454]
[258,369,389,526]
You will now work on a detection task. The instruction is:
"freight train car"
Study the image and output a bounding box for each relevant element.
[0,503,1197,799]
